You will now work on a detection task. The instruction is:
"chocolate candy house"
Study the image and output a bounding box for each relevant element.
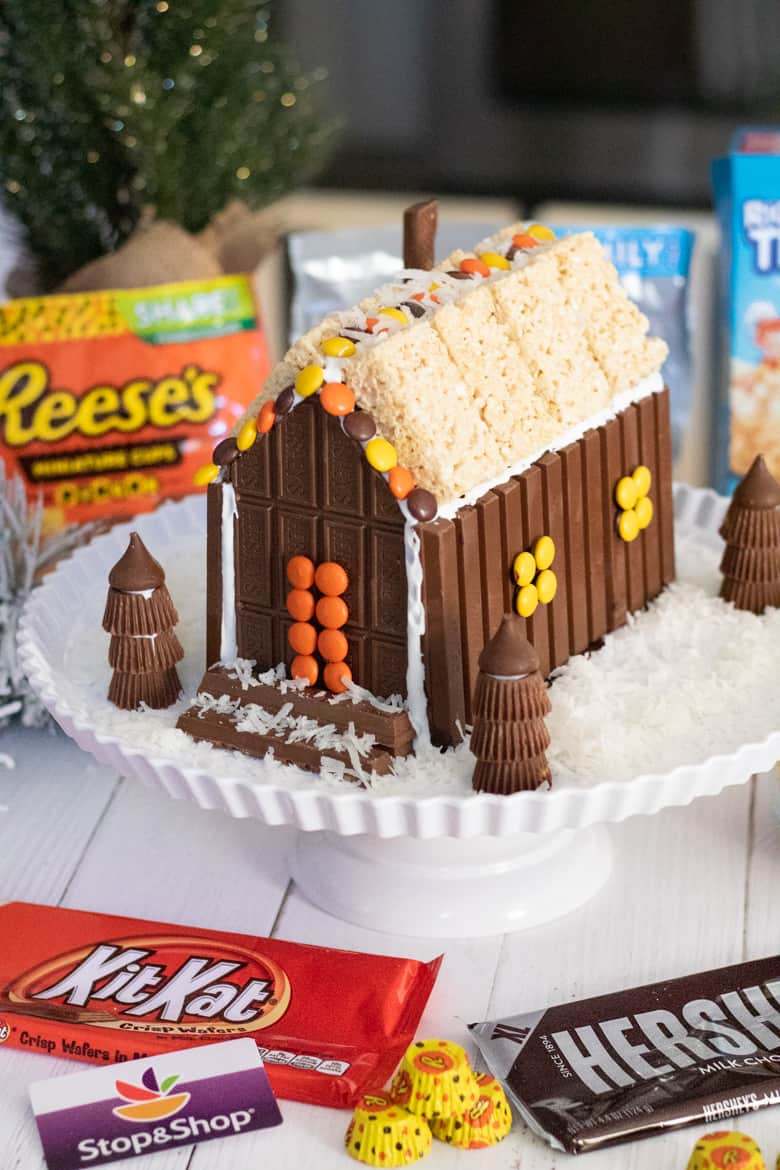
[178,218,674,779]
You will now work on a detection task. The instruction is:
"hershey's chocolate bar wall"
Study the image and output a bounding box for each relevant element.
[470,954,780,1153]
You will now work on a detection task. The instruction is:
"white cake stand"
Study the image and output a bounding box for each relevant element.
[18,485,780,937]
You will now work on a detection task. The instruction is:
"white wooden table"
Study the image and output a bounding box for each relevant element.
[1,723,778,1170]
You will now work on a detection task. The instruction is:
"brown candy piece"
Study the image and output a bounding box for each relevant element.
[479,613,539,678]
[212,437,239,466]
[445,269,473,280]
[343,411,377,443]
[275,385,295,416]
[733,453,780,509]
[407,487,438,522]
[108,532,165,592]
[401,300,426,318]
[403,199,438,270]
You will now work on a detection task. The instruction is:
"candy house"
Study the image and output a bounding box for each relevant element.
[179,223,674,772]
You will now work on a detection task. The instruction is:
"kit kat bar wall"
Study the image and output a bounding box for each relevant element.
[416,389,674,748]
[419,520,466,746]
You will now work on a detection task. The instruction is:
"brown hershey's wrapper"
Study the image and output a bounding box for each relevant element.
[470,955,780,1153]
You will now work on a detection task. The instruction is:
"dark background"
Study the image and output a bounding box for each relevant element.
[282,0,780,206]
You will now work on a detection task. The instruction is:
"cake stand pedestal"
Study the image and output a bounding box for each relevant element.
[291,824,612,936]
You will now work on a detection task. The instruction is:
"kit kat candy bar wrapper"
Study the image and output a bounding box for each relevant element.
[470,954,780,1154]
[0,902,441,1109]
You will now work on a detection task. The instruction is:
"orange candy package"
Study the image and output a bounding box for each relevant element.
[0,275,270,533]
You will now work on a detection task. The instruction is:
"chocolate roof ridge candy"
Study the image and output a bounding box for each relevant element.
[403,198,438,271]
[733,453,780,510]
[108,531,165,592]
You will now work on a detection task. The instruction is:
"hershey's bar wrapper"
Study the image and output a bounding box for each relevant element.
[470,955,780,1153]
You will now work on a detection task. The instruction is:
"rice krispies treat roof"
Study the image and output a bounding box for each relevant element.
[235,225,668,504]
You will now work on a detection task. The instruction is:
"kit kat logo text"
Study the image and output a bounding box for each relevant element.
[7,934,291,1036]
[113,1067,190,1122]
[0,360,219,446]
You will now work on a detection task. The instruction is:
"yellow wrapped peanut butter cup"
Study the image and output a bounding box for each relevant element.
[345,1091,431,1166]
[430,1073,512,1148]
[391,1039,479,1119]
[686,1131,766,1170]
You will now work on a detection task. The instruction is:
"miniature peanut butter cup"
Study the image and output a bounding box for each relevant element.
[430,1073,512,1149]
[686,1132,766,1170]
[391,1039,479,1119]
[345,1091,432,1166]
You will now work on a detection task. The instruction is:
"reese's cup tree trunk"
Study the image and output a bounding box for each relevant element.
[471,614,552,795]
[103,532,183,710]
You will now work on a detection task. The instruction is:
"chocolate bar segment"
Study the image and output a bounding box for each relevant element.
[470,953,780,1154]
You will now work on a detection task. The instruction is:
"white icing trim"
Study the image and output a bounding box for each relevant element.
[220,482,238,663]
[401,515,430,750]
[436,371,664,520]
[124,587,156,599]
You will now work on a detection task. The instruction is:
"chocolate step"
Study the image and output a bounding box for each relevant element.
[177,710,397,781]
[194,666,414,756]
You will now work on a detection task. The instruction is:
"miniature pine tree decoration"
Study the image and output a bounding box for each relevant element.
[471,614,552,795]
[0,1,335,287]
[719,454,780,614]
[103,533,183,710]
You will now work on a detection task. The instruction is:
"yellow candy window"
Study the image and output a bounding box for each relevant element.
[512,536,558,618]
[615,465,653,543]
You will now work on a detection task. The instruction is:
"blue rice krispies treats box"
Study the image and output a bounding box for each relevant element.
[712,127,780,493]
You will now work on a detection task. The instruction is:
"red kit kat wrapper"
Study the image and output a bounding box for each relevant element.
[0,903,441,1108]
[470,954,780,1153]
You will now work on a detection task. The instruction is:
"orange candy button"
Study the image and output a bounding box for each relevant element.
[320,382,356,416]
[389,465,415,499]
[316,595,349,630]
[459,257,490,277]
[257,400,276,433]
[291,654,319,687]
[324,660,352,694]
[318,628,348,662]
[287,588,315,622]
[512,232,540,249]
[288,621,317,656]
[315,561,349,596]
[287,555,316,589]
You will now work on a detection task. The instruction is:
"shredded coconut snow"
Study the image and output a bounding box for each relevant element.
[53,510,779,797]
[329,680,405,713]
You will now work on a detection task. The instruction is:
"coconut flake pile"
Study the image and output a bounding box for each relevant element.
[54,513,779,796]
